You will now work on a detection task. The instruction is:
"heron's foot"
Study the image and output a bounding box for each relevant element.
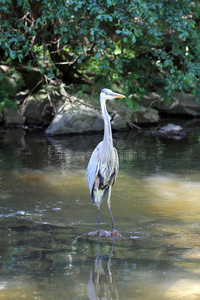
[86,229,123,238]
[109,229,123,237]
[86,230,113,237]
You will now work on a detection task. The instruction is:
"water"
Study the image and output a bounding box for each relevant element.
[0,123,200,299]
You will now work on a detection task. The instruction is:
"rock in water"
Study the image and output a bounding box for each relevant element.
[161,124,182,132]
[151,123,186,140]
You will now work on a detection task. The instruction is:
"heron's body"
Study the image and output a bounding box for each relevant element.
[87,140,118,206]
[86,88,125,235]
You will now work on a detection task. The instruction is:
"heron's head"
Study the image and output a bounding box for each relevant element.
[100,88,125,104]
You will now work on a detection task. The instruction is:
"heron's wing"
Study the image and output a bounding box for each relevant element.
[86,142,102,196]
[113,147,119,183]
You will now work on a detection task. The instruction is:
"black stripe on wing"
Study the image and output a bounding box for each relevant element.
[91,168,116,204]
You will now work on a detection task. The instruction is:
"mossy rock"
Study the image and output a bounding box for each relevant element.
[23,85,64,125]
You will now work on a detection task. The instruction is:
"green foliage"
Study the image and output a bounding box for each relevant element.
[0,69,24,111]
[0,0,200,100]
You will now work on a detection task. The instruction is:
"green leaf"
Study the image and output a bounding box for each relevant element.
[10,51,16,59]
[148,17,154,24]
[96,15,102,20]
[131,35,136,43]
[95,52,100,59]
[123,37,127,43]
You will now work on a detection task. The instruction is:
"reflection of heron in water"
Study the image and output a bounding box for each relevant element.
[86,89,125,236]
[87,238,119,300]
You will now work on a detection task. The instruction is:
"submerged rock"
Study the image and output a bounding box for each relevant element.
[161,124,182,132]
[85,230,123,238]
[150,123,186,140]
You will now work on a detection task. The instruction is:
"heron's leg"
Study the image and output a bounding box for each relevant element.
[107,186,115,232]
[97,205,101,235]
[96,188,101,236]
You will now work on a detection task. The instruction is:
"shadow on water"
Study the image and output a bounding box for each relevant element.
[0,126,200,299]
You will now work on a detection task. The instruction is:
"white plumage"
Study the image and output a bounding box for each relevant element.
[86,88,125,235]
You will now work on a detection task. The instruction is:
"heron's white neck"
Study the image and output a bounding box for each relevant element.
[100,98,113,151]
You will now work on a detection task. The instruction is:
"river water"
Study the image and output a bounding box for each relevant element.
[0,122,200,299]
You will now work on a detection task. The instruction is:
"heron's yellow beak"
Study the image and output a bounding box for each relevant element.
[110,92,125,99]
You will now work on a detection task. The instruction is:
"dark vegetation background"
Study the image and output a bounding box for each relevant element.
[0,0,199,111]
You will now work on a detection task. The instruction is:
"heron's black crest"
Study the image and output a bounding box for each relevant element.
[101,88,111,95]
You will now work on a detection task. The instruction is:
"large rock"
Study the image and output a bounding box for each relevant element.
[46,100,104,135]
[107,101,159,127]
[46,94,159,135]
[167,93,200,116]
[131,92,167,112]
[23,85,63,125]
[133,92,200,117]
[111,112,128,130]
[131,107,159,124]
[133,92,163,108]
[4,106,25,126]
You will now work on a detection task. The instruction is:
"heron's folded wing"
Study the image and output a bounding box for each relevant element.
[86,142,102,196]
[113,147,119,181]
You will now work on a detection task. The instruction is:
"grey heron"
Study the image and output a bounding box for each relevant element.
[86,88,125,236]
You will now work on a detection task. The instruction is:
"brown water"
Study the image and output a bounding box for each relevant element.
[0,124,200,299]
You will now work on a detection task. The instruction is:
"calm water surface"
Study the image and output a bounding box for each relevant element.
[0,123,200,299]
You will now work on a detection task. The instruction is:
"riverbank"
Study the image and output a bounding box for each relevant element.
[1,83,200,135]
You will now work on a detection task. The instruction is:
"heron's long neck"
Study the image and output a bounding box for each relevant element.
[101,100,113,151]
